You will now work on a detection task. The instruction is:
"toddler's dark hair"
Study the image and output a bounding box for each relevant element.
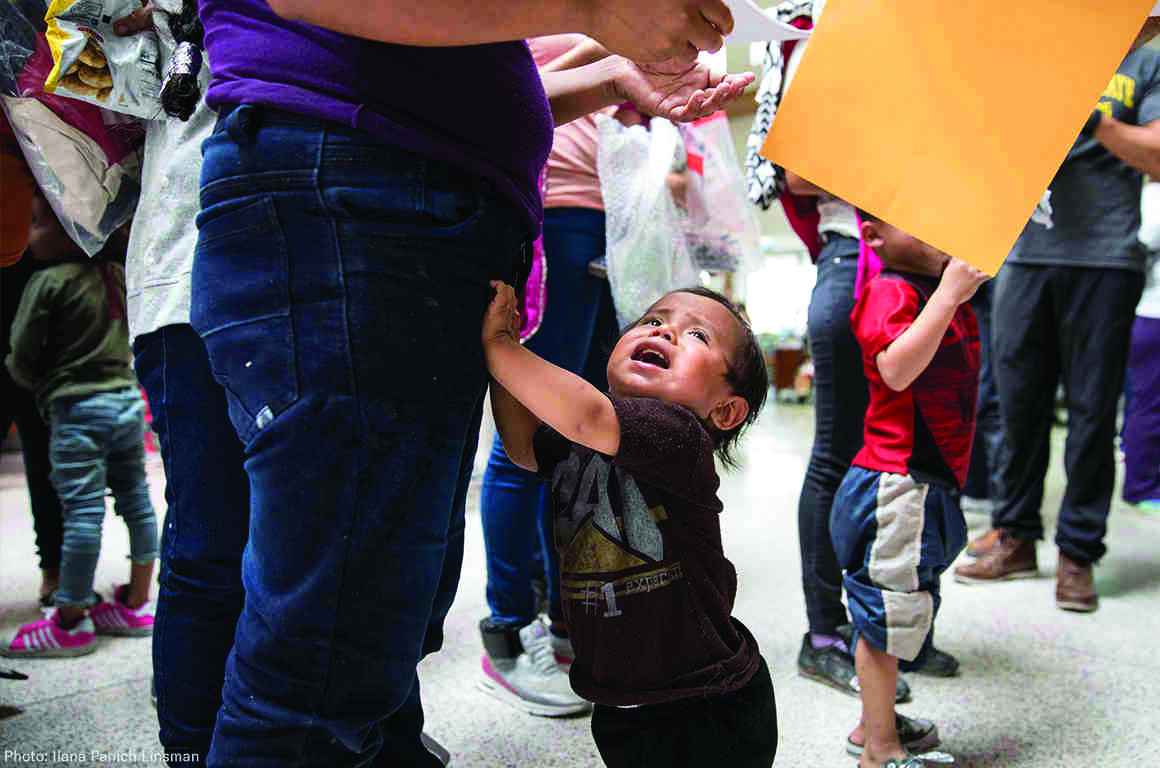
[634,287,768,468]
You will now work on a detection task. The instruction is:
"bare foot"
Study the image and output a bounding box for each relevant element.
[56,604,87,630]
[860,747,910,768]
[849,720,866,749]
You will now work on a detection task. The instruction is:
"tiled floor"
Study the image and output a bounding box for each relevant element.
[2,404,1157,767]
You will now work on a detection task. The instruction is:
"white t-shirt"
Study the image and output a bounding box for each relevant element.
[125,0,214,344]
[1137,182,1160,318]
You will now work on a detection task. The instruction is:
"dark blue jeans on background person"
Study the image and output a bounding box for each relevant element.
[190,104,526,767]
[962,279,1002,502]
[133,323,249,767]
[481,207,617,629]
[797,235,866,636]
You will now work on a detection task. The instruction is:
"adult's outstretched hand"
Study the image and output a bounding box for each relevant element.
[612,57,754,123]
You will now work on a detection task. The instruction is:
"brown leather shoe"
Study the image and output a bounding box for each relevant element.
[965,528,1002,558]
[954,529,1037,584]
[1056,553,1098,612]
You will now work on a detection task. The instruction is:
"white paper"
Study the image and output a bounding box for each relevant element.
[1153,1,1159,15]
[725,0,812,44]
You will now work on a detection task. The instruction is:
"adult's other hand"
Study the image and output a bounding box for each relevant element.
[112,2,155,36]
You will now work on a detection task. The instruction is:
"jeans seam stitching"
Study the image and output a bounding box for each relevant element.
[297,127,357,757]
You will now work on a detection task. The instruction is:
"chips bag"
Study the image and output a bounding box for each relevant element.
[44,0,162,118]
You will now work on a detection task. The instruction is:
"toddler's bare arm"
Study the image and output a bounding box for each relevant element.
[876,259,987,391]
[482,282,620,461]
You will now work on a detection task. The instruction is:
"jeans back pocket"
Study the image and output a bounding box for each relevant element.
[192,195,299,445]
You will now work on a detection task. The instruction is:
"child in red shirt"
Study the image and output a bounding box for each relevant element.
[832,212,988,768]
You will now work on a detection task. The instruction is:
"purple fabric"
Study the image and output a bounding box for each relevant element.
[809,632,848,654]
[853,212,882,300]
[519,236,547,343]
[519,168,549,342]
[1124,315,1160,503]
[198,0,553,236]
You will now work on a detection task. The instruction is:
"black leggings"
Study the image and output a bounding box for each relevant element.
[797,238,867,634]
[1,367,62,571]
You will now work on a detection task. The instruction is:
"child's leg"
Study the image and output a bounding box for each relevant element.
[833,470,941,762]
[106,390,159,608]
[48,400,112,627]
[856,638,906,766]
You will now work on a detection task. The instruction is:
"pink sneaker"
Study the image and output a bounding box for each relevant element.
[1,611,97,658]
[90,586,154,637]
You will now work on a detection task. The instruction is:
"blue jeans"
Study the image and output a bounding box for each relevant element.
[481,207,617,628]
[191,105,525,766]
[796,237,866,635]
[49,388,158,607]
[134,323,249,767]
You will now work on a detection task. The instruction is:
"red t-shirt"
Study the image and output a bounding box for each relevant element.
[850,271,981,488]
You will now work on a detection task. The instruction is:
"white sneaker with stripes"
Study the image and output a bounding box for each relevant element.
[0,610,96,658]
[90,586,155,637]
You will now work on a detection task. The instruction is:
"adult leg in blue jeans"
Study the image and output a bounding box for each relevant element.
[192,105,526,767]
[380,393,484,765]
[796,239,864,637]
[478,208,614,716]
[134,324,249,767]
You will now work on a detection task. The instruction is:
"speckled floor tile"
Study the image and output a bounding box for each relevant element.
[2,404,1157,767]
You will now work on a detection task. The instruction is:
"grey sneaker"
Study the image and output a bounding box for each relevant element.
[798,632,911,703]
[846,713,940,757]
[478,617,591,717]
[914,645,960,678]
[549,630,574,670]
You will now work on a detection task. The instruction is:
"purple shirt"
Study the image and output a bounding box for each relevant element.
[199,0,553,235]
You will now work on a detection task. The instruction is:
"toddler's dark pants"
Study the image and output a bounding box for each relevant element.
[590,656,778,768]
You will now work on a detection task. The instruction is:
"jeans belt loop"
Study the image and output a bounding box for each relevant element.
[226,104,260,145]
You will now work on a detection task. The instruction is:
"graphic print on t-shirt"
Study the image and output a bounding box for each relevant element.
[1098,72,1139,120]
[549,449,684,618]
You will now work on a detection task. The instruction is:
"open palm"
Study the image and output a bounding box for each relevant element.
[615,59,755,123]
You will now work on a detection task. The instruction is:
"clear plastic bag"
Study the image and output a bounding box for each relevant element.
[597,115,699,327]
[44,0,164,118]
[1,1,143,256]
[680,112,763,276]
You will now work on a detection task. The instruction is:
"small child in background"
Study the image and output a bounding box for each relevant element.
[482,282,776,767]
[1,191,158,658]
[833,212,987,768]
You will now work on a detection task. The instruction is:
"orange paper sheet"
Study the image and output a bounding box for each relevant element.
[760,0,1155,274]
